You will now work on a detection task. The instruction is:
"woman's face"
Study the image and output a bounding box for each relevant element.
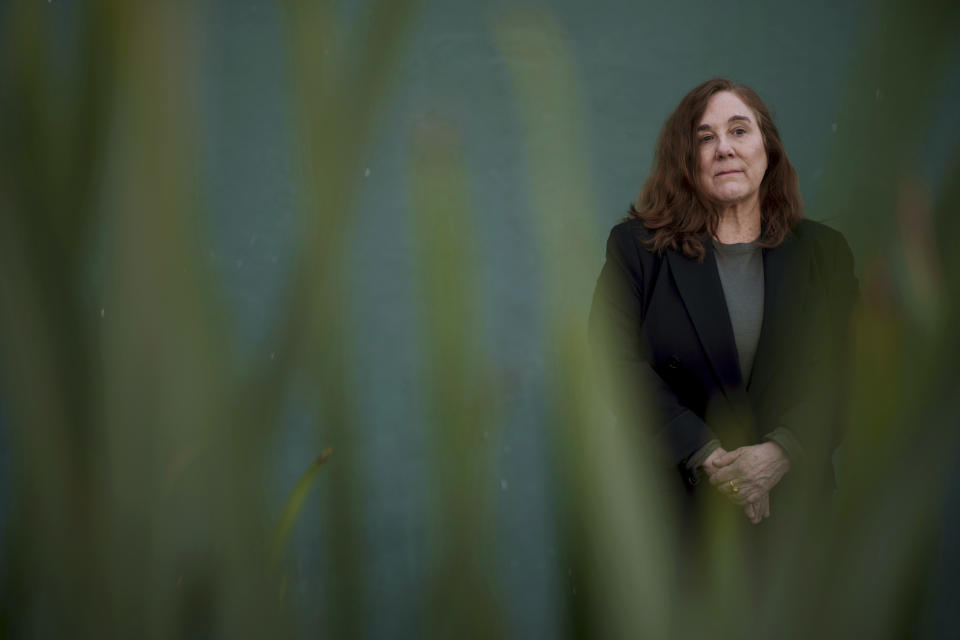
[695,91,768,206]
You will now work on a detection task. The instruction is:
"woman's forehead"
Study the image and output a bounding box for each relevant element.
[698,92,755,127]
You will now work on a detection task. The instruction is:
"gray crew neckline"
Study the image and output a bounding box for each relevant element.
[712,237,761,256]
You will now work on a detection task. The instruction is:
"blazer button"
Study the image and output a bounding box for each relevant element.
[665,356,681,370]
[686,472,698,487]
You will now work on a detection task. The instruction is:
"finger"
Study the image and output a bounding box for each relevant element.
[717,474,756,500]
[719,479,747,504]
[715,482,744,505]
[709,465,739,486]
[713,449,742,467]
[751,497,765,523]
[753,494,769,520]
[730,477,757,504]
[703,448,726,469]
[728,489,749,506]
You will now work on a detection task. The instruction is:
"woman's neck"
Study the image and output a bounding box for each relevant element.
[714,196,762,244]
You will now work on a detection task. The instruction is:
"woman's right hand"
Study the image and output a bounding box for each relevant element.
[706,443,790,507]
[703,447,770,524]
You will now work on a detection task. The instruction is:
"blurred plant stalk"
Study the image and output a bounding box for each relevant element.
[278,0,418,635]
[0,0,957,637]
[0,1,291,637]
[0,0,418,637]
[408,120,506,638]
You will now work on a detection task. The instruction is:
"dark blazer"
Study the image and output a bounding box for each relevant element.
[588,217,858,495]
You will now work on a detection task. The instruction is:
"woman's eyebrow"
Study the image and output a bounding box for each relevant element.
[697,115,753,132]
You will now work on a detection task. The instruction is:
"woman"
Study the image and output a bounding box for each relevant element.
[589,78,858,528]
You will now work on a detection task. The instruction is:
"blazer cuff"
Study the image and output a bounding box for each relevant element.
[763,427,805,464]
[685,439,721,483]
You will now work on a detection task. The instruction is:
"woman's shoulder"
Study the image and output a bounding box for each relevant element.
[791,218,848,243]
[602,218,664,272]
[791,218,853,256]
[608,217,657,252]
[790,218,856,280]
[598,217,661,291]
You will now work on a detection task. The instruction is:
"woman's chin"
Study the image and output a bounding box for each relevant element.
[712,188,754,206]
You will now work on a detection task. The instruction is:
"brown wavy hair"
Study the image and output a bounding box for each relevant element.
[628,78,802,261]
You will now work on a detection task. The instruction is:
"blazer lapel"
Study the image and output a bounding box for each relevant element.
[747,231,808,401]
[666,243,748,409]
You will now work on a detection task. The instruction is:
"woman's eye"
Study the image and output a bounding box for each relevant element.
[699,135,713,143]
[733,128,746,135]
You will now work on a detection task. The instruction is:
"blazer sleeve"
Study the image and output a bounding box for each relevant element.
[588,224,719,481]
[765,227,859,473]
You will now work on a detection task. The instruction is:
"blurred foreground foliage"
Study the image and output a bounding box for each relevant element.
[0,0,958,638]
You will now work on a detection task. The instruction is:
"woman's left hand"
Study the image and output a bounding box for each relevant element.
[705,442,791,505]
[744,492,770,524]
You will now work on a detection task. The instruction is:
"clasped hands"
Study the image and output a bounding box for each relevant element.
[702,442,790,525]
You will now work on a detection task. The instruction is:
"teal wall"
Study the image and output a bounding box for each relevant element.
[192,1,960,636]
[3,0,958,637]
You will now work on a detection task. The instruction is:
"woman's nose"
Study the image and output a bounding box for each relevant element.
[716,137,735,157]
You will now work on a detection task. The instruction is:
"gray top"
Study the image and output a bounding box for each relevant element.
[685,238,805,476]
[712,238,764,384]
